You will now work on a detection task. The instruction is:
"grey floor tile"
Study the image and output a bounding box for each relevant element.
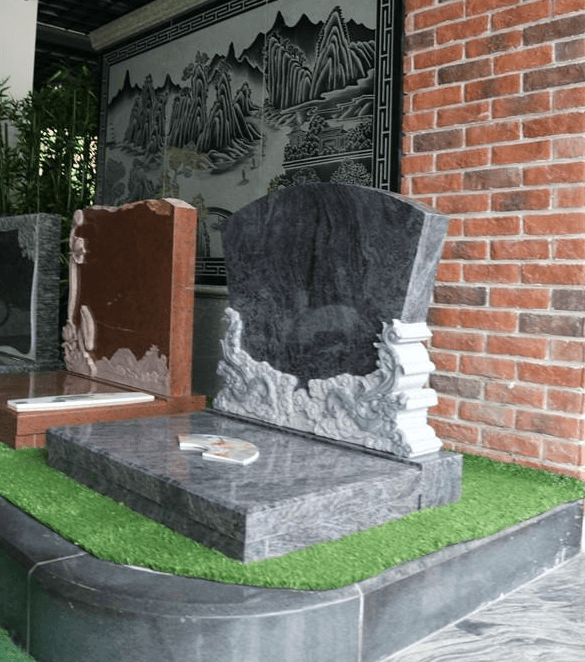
[387,553,585,662]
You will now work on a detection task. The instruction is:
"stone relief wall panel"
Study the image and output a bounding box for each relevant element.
[98,0,401,287]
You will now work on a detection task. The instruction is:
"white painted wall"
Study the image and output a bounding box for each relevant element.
[0,0,38,99]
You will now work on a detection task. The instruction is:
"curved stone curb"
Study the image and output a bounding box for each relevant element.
[0,496,582,662]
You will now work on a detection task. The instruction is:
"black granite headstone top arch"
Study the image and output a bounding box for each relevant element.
[222,183,448,387]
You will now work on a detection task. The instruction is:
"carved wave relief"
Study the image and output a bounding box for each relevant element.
[63,318,170,395]
[213,308,442,458]
[94,346,170,394]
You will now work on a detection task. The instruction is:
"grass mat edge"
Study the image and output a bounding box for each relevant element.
[0,442,583,590]
[0,627,34,662]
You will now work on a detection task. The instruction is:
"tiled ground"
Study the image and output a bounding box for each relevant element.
[387,552,585,661]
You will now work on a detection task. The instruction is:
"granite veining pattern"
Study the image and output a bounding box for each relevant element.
[387,553,585,662]
[46,410,460,562]
[222,183,449,385]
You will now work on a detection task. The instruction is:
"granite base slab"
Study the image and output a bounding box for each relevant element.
[0,496,582,662]
[46,410,462,562]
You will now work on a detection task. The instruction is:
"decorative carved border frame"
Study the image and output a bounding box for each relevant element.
[214,308,441,458]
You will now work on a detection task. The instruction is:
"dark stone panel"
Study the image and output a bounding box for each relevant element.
[0,229,33,354]
[0,214,61,369]
[33,214,62,365]
[29,552,362,662]
[222,183,448,386]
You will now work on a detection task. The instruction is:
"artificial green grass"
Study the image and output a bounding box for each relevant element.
[0,628,34,662]
[0,441,582,590]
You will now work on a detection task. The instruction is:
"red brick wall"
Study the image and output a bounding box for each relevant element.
[401,0,585,479]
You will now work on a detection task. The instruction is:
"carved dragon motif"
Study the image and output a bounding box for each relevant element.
[214,308,441,458]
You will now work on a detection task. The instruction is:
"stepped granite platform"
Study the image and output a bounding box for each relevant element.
[0,494,582,662]
[46,410,461,562]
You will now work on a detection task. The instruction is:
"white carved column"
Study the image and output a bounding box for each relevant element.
[384,320,441,457]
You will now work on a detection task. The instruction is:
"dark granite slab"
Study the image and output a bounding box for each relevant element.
[0,213,61,372]
[0,495,582,662]
[0,354,62,374]
[222,183,448,385]
[46,410,461,562]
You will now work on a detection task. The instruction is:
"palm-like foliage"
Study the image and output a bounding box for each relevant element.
[0,65,98,219]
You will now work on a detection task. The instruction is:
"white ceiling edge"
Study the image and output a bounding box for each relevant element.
[89,0,212,51]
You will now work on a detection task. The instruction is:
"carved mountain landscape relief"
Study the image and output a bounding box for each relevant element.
[103,3,376,227]
[265,8,375,109]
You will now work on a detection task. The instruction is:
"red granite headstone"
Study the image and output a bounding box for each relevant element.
[0,199,206,448]
[63,198,197,398]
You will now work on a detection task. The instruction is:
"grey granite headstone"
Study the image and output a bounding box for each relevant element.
[0,214,62,373]
[215,184,449,458]
[221,183,446,384]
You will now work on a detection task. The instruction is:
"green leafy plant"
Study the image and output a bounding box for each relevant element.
[0,66,99,315]
[0,66,98,219]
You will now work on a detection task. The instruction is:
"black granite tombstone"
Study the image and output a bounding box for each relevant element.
[222,183,448,386]
[0,214,62,373]
[215,183,450,459]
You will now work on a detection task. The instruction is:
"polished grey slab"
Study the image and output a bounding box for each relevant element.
[0,495,582,662]
[46,410,461,562]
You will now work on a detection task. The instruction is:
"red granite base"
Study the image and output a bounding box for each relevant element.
[0,370,205,449]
